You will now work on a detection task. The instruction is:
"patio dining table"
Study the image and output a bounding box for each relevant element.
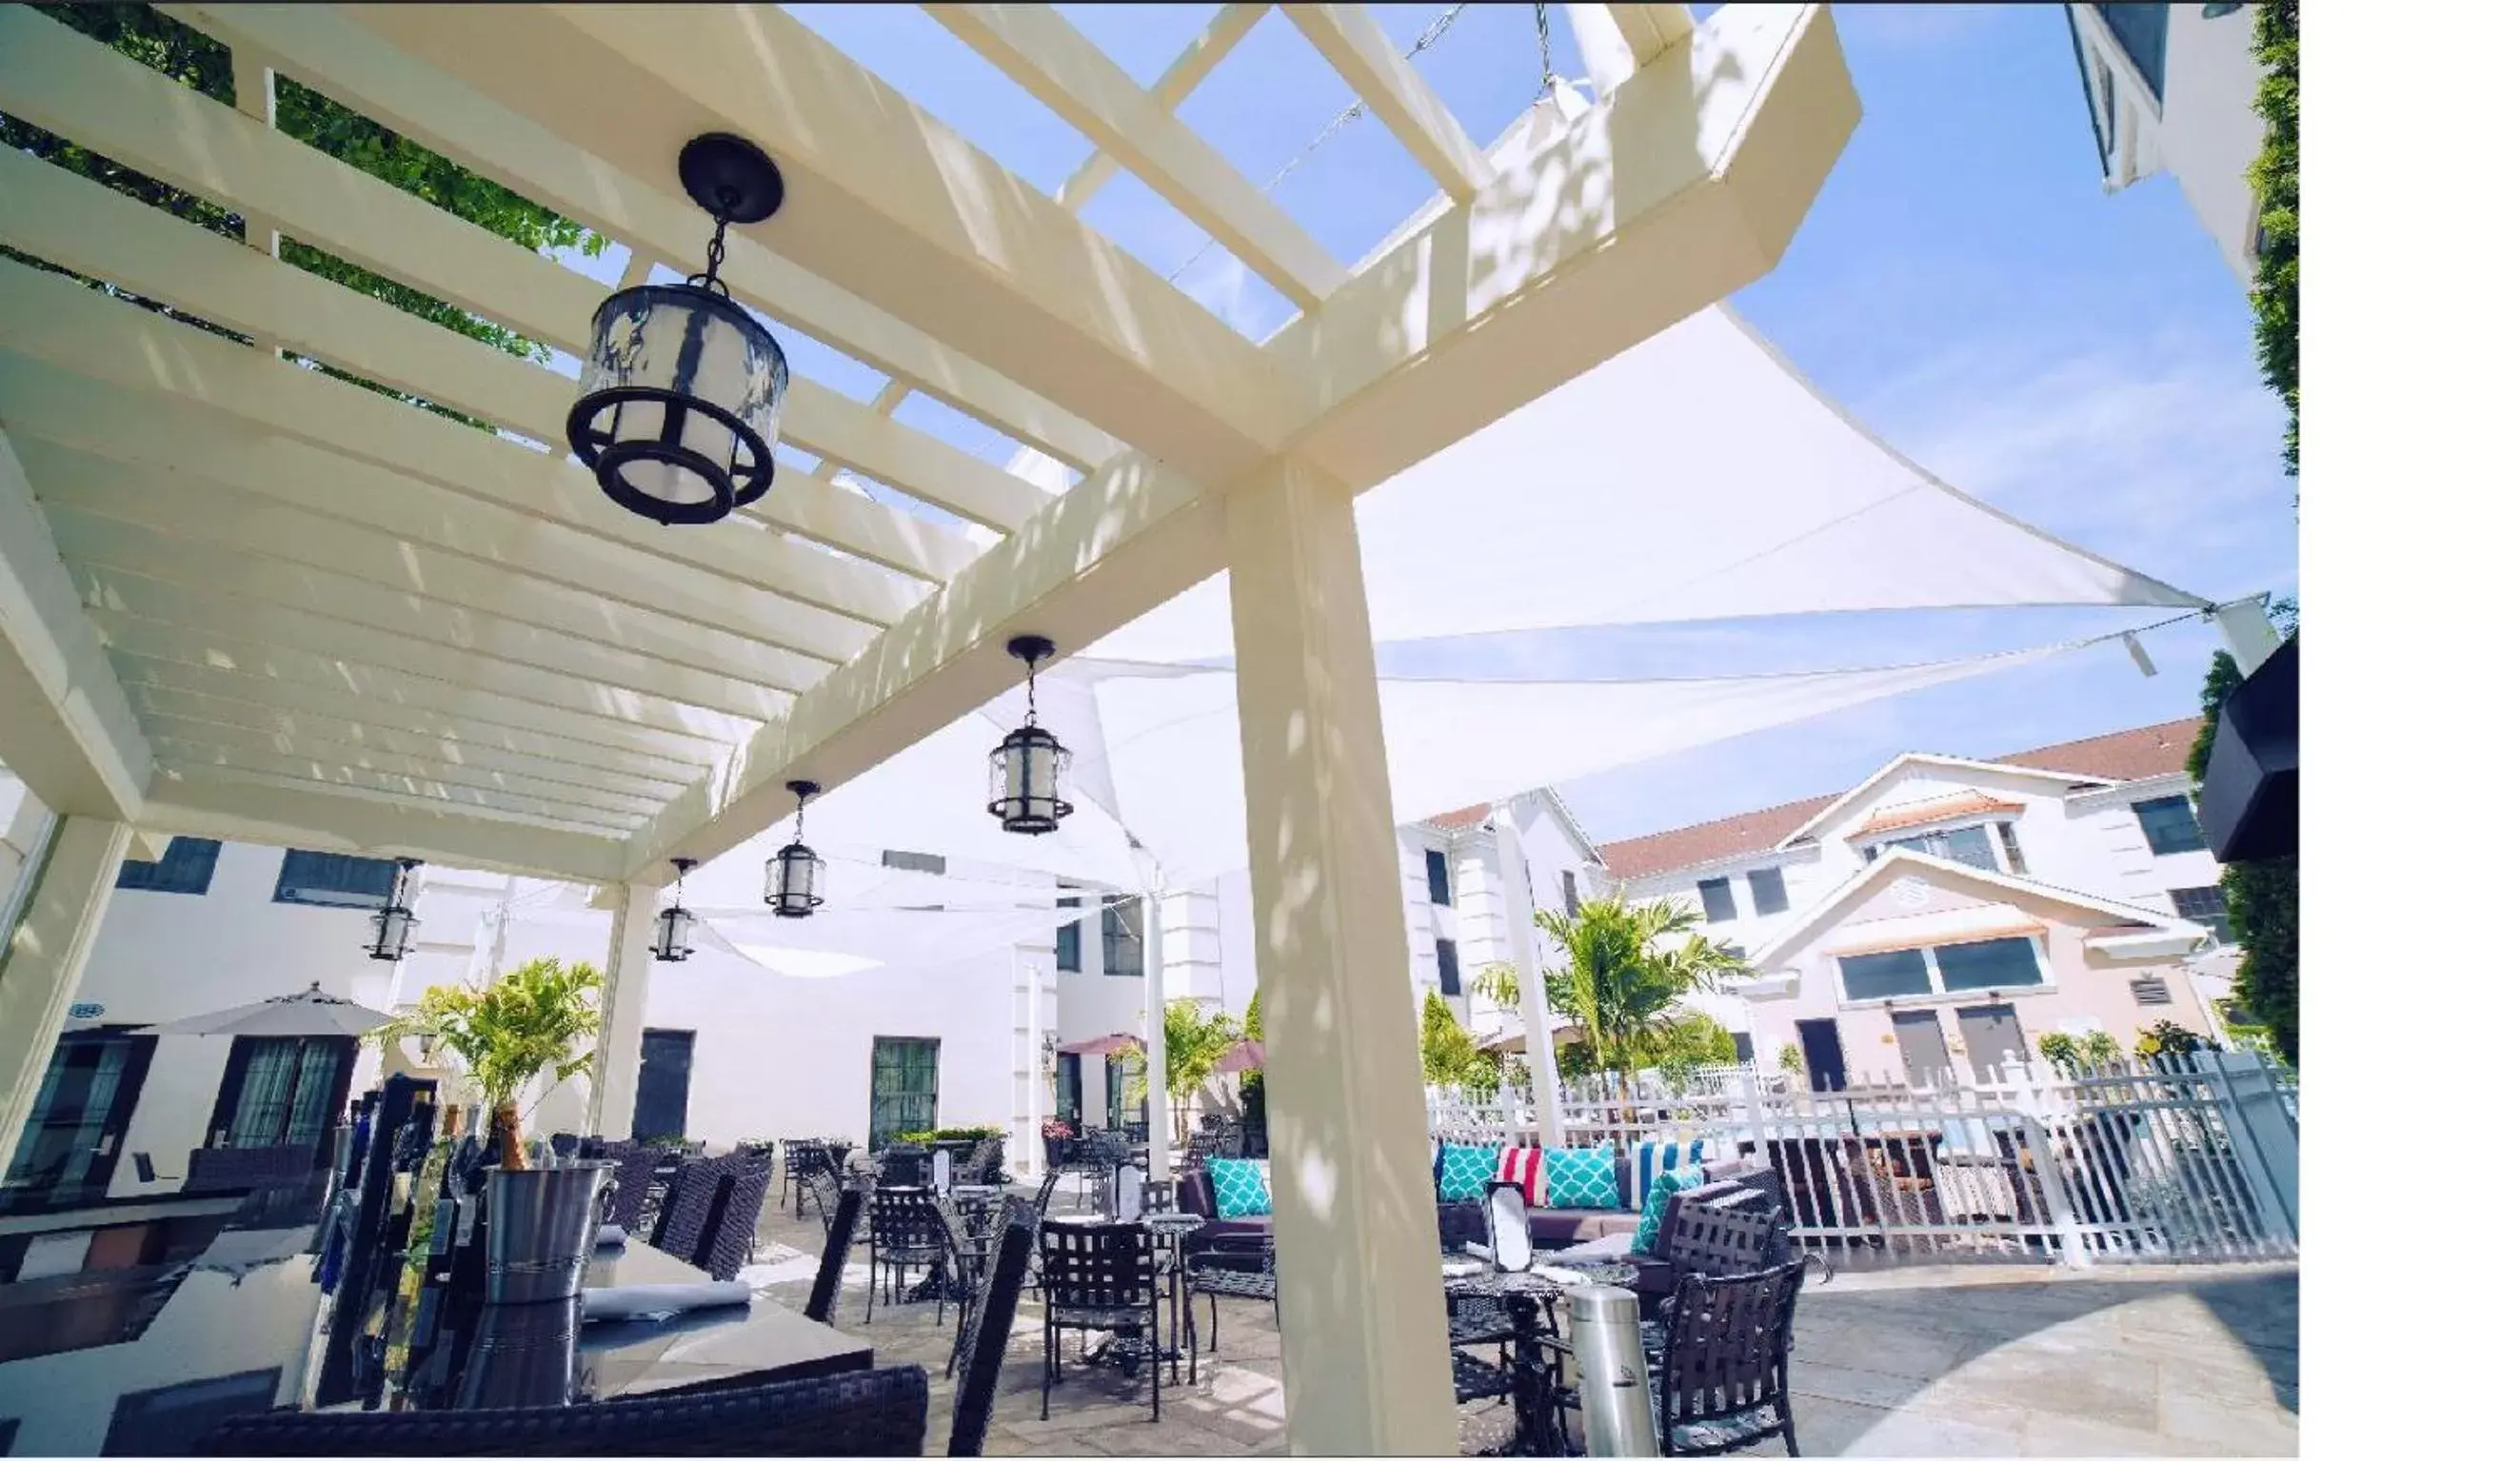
[1441,1255,1638,1456]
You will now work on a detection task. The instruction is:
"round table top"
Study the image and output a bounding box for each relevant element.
[1142,1212,1206,1234]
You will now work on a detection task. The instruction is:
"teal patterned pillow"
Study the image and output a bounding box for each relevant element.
[1541,1146,1620,1210]
[1437,1145,1499,1203]
[1207,1156,1273,1218]
[1629,1165,1706,1254]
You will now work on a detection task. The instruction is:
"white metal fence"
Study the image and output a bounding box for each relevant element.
[1427,1051,2298,1268]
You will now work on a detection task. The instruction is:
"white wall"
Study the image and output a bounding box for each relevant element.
[2073,2,2270,284]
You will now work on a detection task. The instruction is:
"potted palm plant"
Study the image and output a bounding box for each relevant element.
[373,958,611,1303]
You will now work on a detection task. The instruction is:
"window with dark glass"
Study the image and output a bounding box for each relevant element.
[1839,948,1932,1001]
[2133,795,2208,856]
[1995,822,2029,875]
[2170,885,2233,944]
[1933,937,2044,992]
[116,837,222,895]
[1561,870,1581,918]
[869,1037,939,1149]
[1697,877,1737,923]
[1435,938,1460,997]
[1879,824,1999,871]
[2096,2,2169,105]
[1424,848,1452,906]
[1747,866,1789,917]
[1055,888,1081,972]
[1102,899,1144,977]
[270,849,402,908]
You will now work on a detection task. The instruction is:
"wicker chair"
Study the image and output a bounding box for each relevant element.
[652,1157,727,1264]
[697,1153,773,1281]
[804,1182,868,1326]
[603,1144,666,1231]
[952,1135,1006,1188]
[946,1199,1038,1456]
[865,1187,951,1325]
[1652,1260,1811,1456]
[195,1367,931,1456]
[1038,1219,1164,1422]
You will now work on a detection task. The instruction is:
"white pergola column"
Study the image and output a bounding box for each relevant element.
[1022,955,1045,1178]
[586,880,660,1140]
[0,815,130,1161]
[1228,455,1453,1455]
[1491,798,1565,1147]
[1141,885,1171,1181]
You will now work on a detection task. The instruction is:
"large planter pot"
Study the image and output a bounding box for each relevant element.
[484,1160,616,1305]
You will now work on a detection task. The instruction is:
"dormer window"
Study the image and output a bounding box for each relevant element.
[1866,823,2001,872]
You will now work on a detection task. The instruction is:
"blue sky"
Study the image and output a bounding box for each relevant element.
[602,6,2294,845]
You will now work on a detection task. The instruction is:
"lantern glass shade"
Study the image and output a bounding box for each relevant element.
[989,724,1074,835]
[764,841,824,918]
[567,284,789,525]
[367,903,416,962]
[651,903,698,962]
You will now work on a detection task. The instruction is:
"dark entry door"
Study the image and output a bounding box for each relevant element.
[1794,1018,1848,1093]
[1055,1053,1082,1126]
[207,1037,353,1150]
[870,1037,939,1148]
[7,1030,157,1193]
[631,1030,695,1141]
[1892,1010,1953,1088]
[1954,1003,2028,1082]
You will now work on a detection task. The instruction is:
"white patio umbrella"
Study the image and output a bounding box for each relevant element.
[1477,1018,1582,1056]
[138,981,391,1038]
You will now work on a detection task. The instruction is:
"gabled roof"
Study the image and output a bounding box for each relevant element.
[1775,755,2106,849]
[1748,847,2208,970]
[1419,788,1606,869]
[1849,791,2026,839]
[1594,717,2203,881]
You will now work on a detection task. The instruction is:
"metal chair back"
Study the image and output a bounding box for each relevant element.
[1656,1260,1810,1455]
[947,1200,1038,1455]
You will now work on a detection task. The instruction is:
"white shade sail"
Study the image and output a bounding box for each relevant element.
[1093,305,2207,666]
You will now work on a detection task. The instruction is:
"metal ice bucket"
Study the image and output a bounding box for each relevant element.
[483,1159,617,1305]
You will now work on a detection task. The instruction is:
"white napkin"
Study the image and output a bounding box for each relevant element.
[592,1224,628,1248]
[581,1281,752,1323]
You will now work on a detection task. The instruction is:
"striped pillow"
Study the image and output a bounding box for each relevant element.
[1630,1140,1691,1212]
[1496,1146,1546,1207]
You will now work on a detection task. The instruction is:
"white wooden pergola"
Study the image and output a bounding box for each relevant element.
[0,5,1855,1448]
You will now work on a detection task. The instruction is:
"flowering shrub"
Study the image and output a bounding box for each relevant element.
[1040,1116,1076,1141]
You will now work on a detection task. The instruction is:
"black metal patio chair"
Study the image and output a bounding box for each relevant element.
[1651,1259,1812,1456]
[865,1186,952,1325]
[1039,1218,1164,1423]
[947,1198,1038,1456]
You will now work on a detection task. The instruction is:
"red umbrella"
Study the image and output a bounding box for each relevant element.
[1213,1038,1263,1075]
[1058,1031,1143,1057]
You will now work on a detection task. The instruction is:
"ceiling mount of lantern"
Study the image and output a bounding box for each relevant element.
[652,857,700,962]
[566,133,790,527]
[765,780,825,918]
[367,858,422,962]
[990,635,1074,836]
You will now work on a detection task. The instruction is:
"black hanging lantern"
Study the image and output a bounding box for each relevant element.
[990,635,1073,836]
[764,780,824,918]
[366,858,421,961]
[567,133,791,527]
[652,857,700,962]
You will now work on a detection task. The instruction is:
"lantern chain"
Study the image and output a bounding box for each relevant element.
[692,207,735,296]
[1533,3,1560,99]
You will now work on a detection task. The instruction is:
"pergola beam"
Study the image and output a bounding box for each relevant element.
[1055,4,1270,211]
[1280,5,1495,203]
[169,1,1122,479]
[0,258,923,631]
[145,767,631,882]
[153,744,647,833]
[0,429,154,822]
[144,721,665,821]
[347,2,1302,484]
[0,365,869,667]
[925,3,1346,308]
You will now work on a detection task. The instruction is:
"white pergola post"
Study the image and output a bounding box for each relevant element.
[1228,455,1453,1454]
[586,880,660,1140]
[0,815,131,1161]
[1023,956,1045,1179]
[1491,799,1565,1147]
[1141,885,1172,1182]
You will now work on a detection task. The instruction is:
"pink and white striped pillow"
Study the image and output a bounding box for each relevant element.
[1496,1145,1546,1207]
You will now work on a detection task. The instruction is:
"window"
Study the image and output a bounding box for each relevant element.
[869,1037,939,1149]
[1697,877,1737,923]
[880,849,945,875]
[1055,1053,1082,1125]
[1561,870,1581,918]
[1880,823,2000,871]
[1730,1032,1754,1063]
[1424,848,1452,907]
[1839,948,1932,1000]
[271,850,401,908]
[2130,976,2174,1007]
[1995,822,2029,875]
[1747,867,1789,918]
[1934,938,2044,992]
[1435,938,1460,997]
[2133,796,2208,856]
[116,837,221,895]
[2096,2,2169,105]
[1102,899,1144,977]
[1055,889,1081,973]
[2170,885,2233,944]
[1837,936,2047,1003]
[208,1037,353,1150]
[2095,60,2118,156]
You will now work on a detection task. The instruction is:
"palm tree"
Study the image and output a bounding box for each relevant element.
[1124,998,1240,1142]
[1535,896,1746,1107]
